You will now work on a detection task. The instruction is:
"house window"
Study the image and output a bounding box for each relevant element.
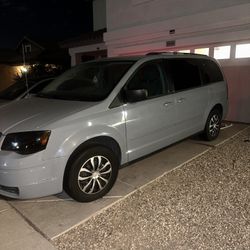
[214,45,230,59]
[235,43,250,58]
[178,49,190,53]
[24,44,32,53]
[195,48,209,56]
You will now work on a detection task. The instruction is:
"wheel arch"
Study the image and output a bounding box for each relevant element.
[203,103,224,130]
[63,136,122,189]
[203,103,224,123]
[211,103,223,116]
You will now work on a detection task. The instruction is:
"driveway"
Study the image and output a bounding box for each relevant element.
[0,123,249,249]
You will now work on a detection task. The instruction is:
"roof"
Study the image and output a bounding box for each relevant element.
[60,28,106,48]
[145,51,209,57]
[84,52,210,63]
[16,36,61,50]
[0,36,69,65]
[16,36,44,51]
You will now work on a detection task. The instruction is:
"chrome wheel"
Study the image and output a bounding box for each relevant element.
[209,114,220,137]
[77,156,112,194]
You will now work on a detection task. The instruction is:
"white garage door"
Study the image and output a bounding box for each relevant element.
[223,62,250,123]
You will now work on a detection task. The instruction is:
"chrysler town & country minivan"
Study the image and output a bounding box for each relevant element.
[0,53,228,202]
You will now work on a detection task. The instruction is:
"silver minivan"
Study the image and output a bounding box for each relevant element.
[0,53,228,202]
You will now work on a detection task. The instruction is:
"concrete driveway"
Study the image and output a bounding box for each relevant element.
[0,123,249,249]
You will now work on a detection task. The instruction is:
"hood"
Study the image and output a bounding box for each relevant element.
[0,97,99,134]
[0,99,10,108]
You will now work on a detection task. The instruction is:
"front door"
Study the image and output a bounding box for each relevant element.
[123,61,177,161]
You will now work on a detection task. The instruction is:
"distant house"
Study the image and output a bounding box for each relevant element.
[0,36,70,91]
[60,28,107,66]
[61,0,107,66]
[15,37,70,66]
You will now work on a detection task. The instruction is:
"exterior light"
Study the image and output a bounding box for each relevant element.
[21,66,28,73]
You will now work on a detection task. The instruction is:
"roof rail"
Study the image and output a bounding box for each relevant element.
[145,51,208,57]
[146,52,164,55]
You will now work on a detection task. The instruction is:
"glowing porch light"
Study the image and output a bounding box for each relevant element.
[21,66,28,73]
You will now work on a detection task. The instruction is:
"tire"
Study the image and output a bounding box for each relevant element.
[65,146,119,202]
[203,109,222,141]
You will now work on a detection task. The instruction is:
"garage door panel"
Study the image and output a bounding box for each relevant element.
[223,65,250,123]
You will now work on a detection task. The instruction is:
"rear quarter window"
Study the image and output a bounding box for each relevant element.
[199,59,224,84]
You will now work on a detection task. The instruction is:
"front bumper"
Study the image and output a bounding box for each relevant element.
[0,151,67,199]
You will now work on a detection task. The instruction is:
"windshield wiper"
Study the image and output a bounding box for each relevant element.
[36,92,82,101]
[36,92,101,102]
[36,93,56,99]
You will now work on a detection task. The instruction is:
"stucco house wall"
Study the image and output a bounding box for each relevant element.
[93,0,107,31]
[66,0,107,66]
[104,0,250,56]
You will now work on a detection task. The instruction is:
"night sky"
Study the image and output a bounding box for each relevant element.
[0,0,93,48]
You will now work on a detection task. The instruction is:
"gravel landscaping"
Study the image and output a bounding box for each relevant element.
[54,127,250,250]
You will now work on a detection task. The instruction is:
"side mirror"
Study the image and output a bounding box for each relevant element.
[125,89,148,103]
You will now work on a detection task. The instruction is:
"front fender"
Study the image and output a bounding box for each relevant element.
[61,125,126,162]
[43,112,127,165]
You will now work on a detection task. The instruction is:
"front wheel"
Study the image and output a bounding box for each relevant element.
[203,109,222,141]
[65,146,119,202]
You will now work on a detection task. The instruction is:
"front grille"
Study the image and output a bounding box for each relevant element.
[0,185,19,195]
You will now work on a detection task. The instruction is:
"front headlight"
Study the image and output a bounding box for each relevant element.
[1,131,51,155]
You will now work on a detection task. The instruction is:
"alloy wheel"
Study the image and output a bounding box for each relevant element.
[209,114,220,137]
[77,156,112,194]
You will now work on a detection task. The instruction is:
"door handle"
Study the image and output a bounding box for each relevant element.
[177,98,185,103]
[164,101,173,106]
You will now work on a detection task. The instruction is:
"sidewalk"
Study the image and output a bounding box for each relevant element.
[0,200,55,250]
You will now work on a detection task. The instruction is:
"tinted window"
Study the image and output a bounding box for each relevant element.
[29,79,54,94]
[38,61,134,102]
[199,59,224,84]
[127,63,164,98]
[166,59,201,92]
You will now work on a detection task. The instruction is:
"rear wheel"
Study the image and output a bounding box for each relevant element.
[203,109,222,141]
[65,146,119,202]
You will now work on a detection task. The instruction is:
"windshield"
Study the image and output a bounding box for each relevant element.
[0,78,55,100]
[38,61,134,101]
